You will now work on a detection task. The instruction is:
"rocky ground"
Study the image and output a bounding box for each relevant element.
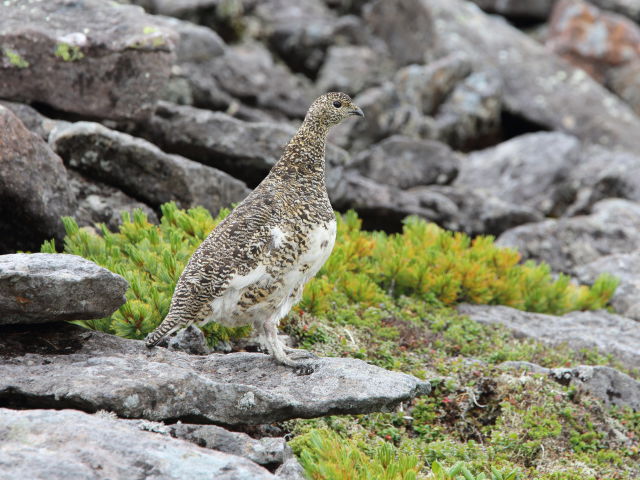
[1,0,640,478]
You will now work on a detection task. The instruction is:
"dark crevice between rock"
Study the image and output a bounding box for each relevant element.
[0,322,85,357]
[29,101,113,124]
[0,389,98,413]
[347,208,405,234]
[499,109,551,143]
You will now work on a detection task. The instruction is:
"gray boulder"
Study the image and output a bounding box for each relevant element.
[132,102,350,196]
[434,69,503,151]
[50,121,250,215]
[0,254,127,325]
[253,0,338,76]
[207,42,313,119]
[0,106,76,253]
[497,199,640,274]
[333,172,540,235]
[158,15,313,119]
[0,323,431,426]
[351,136,460,189]
[459,304,640,370]
[395,53,473,117]
[423,185,544,236]
[0,0,176,121]
[455,132,582,216]
[501,362,640,410]
[425,0,640,152]
[339,54,495,154]
[316,45,394,96]
[0,408,275,480]
[0,101,61,141]
[566,144,640,216]
[575,252,640,321]
[363,0,435,67]
[68,170,159,231]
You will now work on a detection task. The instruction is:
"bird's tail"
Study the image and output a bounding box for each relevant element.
[145,315,184,348]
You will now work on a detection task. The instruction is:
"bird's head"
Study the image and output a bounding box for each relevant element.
[305,92,364,128]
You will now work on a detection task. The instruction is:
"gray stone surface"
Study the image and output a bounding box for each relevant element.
[253,0,338,76]
[351,136,460,189]
[338,53,472,153]
[566,144,640,216]
[434,69,502,151]
[363,0,435,67]
[68,170,159,231]
[0,254,127,325]
[0,101,61,141]
[423,185,544,236]
[575,252,640,321]
[132,101,350,197]
[501,362,640,410]
[50,121,250,215]
[425,0,640,152]
[0,106,76,252]
[497,199,640,274]
[316,45,393,96]
[0,0,176,121]
[0,408,275,480]
[334,172,542,235]
[456,132,582,216]
[459,304,640,370]
[129,419,287,467]
[0,323,431,426]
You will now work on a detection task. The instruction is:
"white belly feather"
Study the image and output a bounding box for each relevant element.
[204,220,336,327]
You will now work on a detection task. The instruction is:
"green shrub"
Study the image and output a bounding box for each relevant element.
[42,204,616,341]
[292,428,421,480]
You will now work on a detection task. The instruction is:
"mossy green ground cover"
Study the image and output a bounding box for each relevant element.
[43,203,638,479]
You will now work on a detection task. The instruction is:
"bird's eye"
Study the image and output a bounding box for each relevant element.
[333,100,342,108]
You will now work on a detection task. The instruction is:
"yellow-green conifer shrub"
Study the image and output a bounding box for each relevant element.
[42,204,617,341]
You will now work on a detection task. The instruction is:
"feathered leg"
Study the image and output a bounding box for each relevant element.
[261,316,318,375]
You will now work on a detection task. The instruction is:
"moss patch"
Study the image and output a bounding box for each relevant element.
[54,43,84,62]
[3,47,29,68]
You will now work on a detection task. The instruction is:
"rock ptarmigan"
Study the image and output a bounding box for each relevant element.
[146,92,364,374]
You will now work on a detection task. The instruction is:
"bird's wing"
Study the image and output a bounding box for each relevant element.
[167,189,282,321]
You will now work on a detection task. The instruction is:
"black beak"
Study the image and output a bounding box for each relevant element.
[349,106,364,118]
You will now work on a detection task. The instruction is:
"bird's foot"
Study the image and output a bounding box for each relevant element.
[282,347,319,360]
[292,361,319,376]
[273,355,319,375]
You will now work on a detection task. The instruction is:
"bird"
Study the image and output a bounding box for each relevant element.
[145,92,364,374]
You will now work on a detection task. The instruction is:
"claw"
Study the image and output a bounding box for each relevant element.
[293,362,319,376]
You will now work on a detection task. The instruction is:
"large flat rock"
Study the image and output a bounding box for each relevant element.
[0,254,128,325]
[458,304,640,370]
[0,323,430,426]
[0,408,275,480]
[0,0,176,120]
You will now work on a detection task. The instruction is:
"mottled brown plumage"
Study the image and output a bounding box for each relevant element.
[146,92,364,373]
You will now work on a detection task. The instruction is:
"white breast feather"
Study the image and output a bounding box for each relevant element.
[270,226,286,249]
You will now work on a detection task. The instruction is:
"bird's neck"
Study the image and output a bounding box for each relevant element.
[271,118,330,183]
